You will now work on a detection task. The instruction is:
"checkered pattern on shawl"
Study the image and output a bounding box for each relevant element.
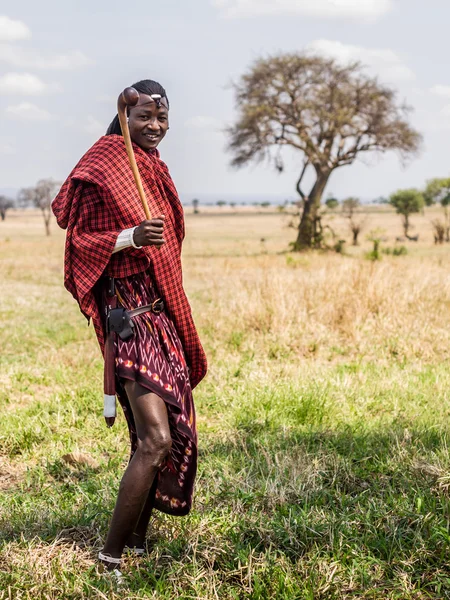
[52,135,207,389]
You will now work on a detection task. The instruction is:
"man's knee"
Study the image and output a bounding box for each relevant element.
[138,432,172,467]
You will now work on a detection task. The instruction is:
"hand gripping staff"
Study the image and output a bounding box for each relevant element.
[103,87,154,427]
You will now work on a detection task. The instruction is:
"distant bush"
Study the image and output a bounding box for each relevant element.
[333,239,346,254]
[382,246,408,256]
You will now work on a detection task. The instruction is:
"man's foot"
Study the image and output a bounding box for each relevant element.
[124,532,146,555]
[98,552,125,585]
[98,551,122,571]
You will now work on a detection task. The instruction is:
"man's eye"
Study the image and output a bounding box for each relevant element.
[140,115,149,120]
[159,117,167,122]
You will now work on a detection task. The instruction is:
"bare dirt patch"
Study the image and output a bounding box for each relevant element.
[0,458,26,491]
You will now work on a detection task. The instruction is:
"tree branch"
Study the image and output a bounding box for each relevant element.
[296,160,309,199]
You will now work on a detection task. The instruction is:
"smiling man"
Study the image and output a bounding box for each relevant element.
[52,79,207,579]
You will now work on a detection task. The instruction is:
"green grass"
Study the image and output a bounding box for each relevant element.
[2,348,450,598]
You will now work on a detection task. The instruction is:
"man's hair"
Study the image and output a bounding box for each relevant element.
[106,79,169,136]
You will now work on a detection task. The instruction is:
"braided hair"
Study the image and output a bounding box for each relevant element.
[106,79,169,136]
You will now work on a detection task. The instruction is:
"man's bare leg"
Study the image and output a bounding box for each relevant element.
[101,382,171,560]
[125,478,158,550]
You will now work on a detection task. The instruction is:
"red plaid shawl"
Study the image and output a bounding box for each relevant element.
[52,135,207,389]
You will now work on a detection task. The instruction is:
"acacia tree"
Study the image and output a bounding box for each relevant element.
[19,178,60,236]
[389,188,424,239]
[424,178,450,242]
[342,197,366,246]
[226,53,421,250]
[0,196,14,221]
[325,196,339,210]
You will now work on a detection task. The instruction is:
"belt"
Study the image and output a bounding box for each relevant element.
[128,298,164,318]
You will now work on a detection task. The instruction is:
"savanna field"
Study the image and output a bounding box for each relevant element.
[1,206,450,599]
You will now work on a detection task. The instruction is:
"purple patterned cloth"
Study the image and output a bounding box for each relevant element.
[107,270,197,516]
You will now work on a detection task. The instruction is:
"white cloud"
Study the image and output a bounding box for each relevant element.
[185,115,222,129]
[84,115,105,137]
[307,39,415,82]
[430,85,450,98]
[6,102,52,121]
[0,45,92,70]
[213,0,392,20]
[0,72,48,95]
[0,15,31,41]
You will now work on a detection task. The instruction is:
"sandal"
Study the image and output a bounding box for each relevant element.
[98,551,124,585]
[124,545,146,556]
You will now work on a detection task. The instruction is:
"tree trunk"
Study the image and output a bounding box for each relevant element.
[403,213,410,238]
[43,210,51,236]
[352,228,359,246]
[445,206,450,242]
[0,210,5,221]
[294,170,331,250]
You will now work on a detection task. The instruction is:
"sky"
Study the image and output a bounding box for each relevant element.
[0,0,449,204]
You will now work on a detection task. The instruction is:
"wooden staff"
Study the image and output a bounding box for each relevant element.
[117,87,152,220]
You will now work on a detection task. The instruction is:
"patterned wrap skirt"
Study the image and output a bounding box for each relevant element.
[102,270,197,516]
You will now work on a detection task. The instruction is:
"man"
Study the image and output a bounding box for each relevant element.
[52,79,207,577]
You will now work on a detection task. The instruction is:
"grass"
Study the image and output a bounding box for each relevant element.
[0,209,450,598]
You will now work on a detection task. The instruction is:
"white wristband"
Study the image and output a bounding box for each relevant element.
[130,226,143,249]
[112,227,142,254]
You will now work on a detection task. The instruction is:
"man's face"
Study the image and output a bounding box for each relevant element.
[128,94,169,151]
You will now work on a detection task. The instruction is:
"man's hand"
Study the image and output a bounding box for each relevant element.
[133,215,165,247]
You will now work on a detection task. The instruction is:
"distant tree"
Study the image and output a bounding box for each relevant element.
[18,178,60,236]
[325,196,339,210]
[423,177,450,207]
[0,196,14,221]
[431,219,446,244]
[424,178,450,241]
[342,197,366,246]
[342,197,360,215]
[216,200,226,208]
[192,198,200,214]
[389,188,424,239]
[260,201,271,208]
[226,52,421,250]
[366,228,386,261]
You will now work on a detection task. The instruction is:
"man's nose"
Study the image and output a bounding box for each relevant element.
[146,118,160,131]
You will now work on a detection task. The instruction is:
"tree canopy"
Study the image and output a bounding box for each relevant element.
[227,52,422,249]
[423,178,450,207]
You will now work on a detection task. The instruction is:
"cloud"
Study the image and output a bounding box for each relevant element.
[185,115,222,129]
[0,45,93,70]
[430,85,450,98]
[0,72,58,95]
[307,39,414,82]
[0,15,30,41]
[6,102,52,121]
[213,0,392,20]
